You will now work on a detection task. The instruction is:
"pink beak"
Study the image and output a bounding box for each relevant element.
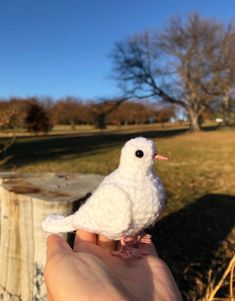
[154,154,168,161]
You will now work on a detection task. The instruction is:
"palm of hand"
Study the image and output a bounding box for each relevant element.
[76,242,162,301]
[45,232,182,301]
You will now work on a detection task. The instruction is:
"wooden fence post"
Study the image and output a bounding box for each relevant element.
[0,172,103,301]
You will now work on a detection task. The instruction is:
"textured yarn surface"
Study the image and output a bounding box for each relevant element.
[42,137,166,240]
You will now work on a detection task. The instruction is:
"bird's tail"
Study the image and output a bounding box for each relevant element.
[41,214,76,234]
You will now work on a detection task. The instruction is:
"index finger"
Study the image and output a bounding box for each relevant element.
[46,234,72,261]
[73,230,97,251]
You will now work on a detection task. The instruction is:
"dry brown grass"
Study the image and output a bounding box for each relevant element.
[0,126,234,300]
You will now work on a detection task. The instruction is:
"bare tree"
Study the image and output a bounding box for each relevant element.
[0,98,29,129]
[213,29,235,126]
[91,97,126,129]
[108,100,154,125]
[153,105,176,125]
[111,13,235,131]
[52,97,92,128]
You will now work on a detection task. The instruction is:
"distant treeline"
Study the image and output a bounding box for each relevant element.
[0,96,180,133]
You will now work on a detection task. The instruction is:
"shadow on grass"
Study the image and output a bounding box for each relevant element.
[149,194,235,300]
[1,127,188,169]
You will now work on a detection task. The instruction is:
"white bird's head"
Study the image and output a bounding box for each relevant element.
[119,137,168,175]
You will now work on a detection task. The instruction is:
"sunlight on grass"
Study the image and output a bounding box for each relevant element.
[6,128,234,215]
[156,131,235,212]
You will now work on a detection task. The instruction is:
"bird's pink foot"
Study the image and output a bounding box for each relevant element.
[112,246,147,259]
[137,233,152,244]
[112,233,152,259]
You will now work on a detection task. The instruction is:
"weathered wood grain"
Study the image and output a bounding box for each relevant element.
[0,172,103,301]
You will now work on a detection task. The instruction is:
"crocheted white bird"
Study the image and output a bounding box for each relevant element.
[42,137,168,258]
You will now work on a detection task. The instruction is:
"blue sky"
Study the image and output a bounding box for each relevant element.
[0,0,234,100]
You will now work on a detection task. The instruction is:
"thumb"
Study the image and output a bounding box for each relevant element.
[46,234,72,261]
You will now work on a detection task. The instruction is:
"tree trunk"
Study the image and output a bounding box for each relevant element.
[188,110,201,131]
[70,120,76,130]
[222,96,230,126]
[0,172,103,301]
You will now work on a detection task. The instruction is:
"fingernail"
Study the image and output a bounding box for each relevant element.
[47,234,63,244]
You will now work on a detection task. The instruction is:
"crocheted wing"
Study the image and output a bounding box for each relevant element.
[73,183,132,240]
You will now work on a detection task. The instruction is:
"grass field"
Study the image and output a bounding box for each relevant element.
[1,125,234,212]
[0,125,234,300]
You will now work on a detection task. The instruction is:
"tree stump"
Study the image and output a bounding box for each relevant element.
[0,172,103,301]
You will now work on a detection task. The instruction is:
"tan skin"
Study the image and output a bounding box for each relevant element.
[45,230,182,301]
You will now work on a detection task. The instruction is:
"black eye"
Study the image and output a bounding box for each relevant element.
[135,150,144,158]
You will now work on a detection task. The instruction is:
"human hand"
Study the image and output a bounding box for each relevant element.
[45,231,182,301]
